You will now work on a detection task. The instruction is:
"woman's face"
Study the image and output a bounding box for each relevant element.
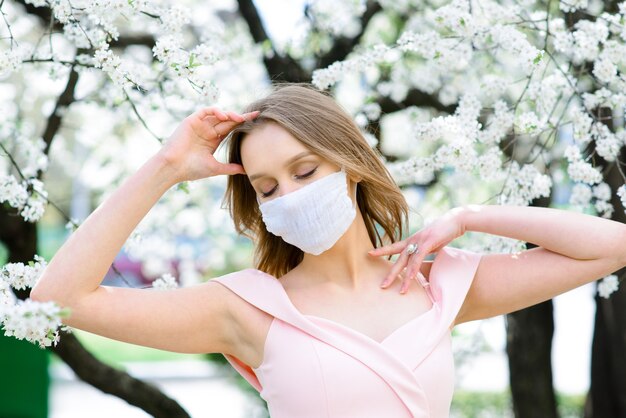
[240,122,343,204]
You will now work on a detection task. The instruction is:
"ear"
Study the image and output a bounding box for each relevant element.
[349,174,363,183]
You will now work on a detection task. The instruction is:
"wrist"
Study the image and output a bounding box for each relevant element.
[451,204,482,235]
[148,152,184,189]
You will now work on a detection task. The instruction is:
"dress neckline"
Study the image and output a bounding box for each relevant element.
[253,269,439,346]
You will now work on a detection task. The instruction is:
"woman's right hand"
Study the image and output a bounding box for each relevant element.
[158,107,260,183]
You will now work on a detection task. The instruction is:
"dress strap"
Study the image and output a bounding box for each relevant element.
[428,246,483,330]
[382,246,483,370]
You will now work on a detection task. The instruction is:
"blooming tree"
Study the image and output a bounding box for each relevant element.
[2,0,626,415]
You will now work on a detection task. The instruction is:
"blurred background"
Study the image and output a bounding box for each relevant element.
[1,0,625,417]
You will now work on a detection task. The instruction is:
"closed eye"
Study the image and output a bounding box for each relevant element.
[261,167,318,198]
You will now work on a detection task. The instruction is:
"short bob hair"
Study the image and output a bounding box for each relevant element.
[221,82,409,278]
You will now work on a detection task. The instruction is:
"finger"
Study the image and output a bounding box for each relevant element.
[368,239,407,257]
[225,111,245,122]
[215,119,246,137]
[198,107,229,121]
[404,245,429,288]
[380,248,410,288]
[216,162,246,176]
[243,110,260,120]
[400,275,412,294]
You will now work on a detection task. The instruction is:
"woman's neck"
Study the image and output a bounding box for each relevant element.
[294,210,388,291]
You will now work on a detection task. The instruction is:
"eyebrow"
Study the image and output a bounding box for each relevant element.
[248,151,316,182]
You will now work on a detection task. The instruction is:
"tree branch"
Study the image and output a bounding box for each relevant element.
[41,64,80,155]
[235,0,308,82]
[377,88,457,115]
[14,0,155,49]
[317,1,382,68]
[52,331,191,418]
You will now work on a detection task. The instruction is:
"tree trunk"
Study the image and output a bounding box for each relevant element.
[584,143,626,418]
[500,160,558,415]
[506,299,558,418]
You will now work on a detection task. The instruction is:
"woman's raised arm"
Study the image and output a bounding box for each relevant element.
[371,204,626,327]
[30,107,260,354]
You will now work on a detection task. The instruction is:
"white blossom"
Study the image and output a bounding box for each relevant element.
[312,44,392,90]
[477,146,504,180]
[306,0,366,37]
[477,100,514,145]
[570,183,592,206]
[498,162,552,205]
[559,0,589,13]
[0,175,29,209]
[594,199,614,218]
[152,35,184,63]
[570,107,593,144]
[592,182,612,201]
[597,274,619,298]
[1,255,48,291]
[158,5,192,34]
[362,103,382,121]
[0,46,30,77]
[516,111,544,135]
[564,145,582,162]
[0,280,16,312]
[617,184,626,211]
[567,159,603,184]
[24,0,48,6]
[93,46,133,89]
[592,57,618,84]
[152,273,179,290]
[386,156,436,186]
[592,123,621,162]
[1,299,69,348]
[65,217,80,232]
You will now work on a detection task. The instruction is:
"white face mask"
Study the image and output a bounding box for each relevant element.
[258,168,357,255]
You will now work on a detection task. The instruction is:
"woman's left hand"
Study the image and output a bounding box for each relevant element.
[368,207,467,293]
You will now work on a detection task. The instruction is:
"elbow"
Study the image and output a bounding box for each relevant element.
[29,285,54,303]
[29,277,64,305]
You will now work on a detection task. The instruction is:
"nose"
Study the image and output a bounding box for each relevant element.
[276,178,301,198]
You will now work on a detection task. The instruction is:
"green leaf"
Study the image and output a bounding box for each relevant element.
[533,52,544,65]
[261,39,273,54]
[177,181,190,194]
[59,307,72,317]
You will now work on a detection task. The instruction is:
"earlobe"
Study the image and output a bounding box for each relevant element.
[349,174,363,183]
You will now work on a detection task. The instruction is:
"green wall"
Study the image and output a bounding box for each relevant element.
[0,334,49,418]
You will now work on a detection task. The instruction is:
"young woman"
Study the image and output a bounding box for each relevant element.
[31,82,626,417]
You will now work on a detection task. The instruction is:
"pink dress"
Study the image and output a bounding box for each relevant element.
[212,246,482,418]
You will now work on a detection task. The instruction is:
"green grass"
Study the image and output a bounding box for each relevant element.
[450,389,585,418]
[51,329,206,368]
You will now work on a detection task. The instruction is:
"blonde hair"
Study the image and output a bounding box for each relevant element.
[221,82,409,278]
